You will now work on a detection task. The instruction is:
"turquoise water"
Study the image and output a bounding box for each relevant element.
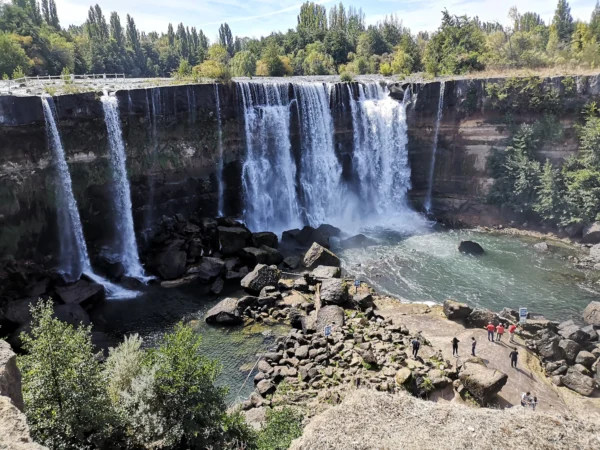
[339,228,600,321]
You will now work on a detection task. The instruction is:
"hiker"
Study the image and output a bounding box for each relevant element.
[471,337,477,356]
[510,347,519,369]
[508,323,517,343]
[451,337,460,356]
[486,322,495,342]
[411,337,421,358]
[521,391,532,407]
[532,396,538,411]
[496,323,505,342]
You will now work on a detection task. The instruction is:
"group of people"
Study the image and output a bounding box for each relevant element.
[521,391,538,410]
[450,337,477,357]
[486,322,518,343]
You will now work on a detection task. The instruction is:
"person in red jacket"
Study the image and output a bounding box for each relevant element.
[496,323,505,342]
[508,324,517,343]
[485,322,495,342]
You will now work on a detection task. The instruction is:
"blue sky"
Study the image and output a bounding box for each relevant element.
[55,0,597,41]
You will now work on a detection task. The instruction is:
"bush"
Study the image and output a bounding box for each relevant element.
[193,60,231,82]
[257,407,303,450]
[230,50,257,77]
[340,71,353,82]
[379,62,392,76]
[105,333,144,405]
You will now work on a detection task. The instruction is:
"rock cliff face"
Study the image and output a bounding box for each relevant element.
[0,75,597,261]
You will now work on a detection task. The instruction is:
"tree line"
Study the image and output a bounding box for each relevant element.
[1,0,600,80]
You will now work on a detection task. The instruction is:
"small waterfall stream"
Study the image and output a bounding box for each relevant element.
[424,81,445,213]
[101,92,148,281]
[215,84,225,217]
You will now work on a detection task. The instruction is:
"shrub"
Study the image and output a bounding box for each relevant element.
[340,71,353,82]
[257,407,303,450]
[105,333,144,405]
[193,60,231,82]
[379,62,392,76]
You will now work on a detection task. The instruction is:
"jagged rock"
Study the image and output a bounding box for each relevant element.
[259,246,284,265]
[362,349,377,366]
[583,301,600,327]
[466,309,498,328]
[310,265,341,280]
[186,239,204,261]
[558,339,582,364]
[562,369,595,396]
[303,243,341,269]
[558,324,588,344]
[572,364,591,375]
[0,340,24,410]
[292,277,309,292]
[565,222,584,238]
[352,293,374,310]
[575,351,596,368]
[55,280,105,308]
[96,254,125,280]
[581,325,599,342]
[458,241,485,255]
[240,247,269,266]
[54,304,91,327]
[283,256,301,270]
[459,362,508,405]
[243,406,266,430]
[428,369,451,388]
[534,330,562,360]
[295,345,309,359]
[252,232,278,249]
[1,298,40,328]
[257,360,273,374]
[589,244,600,260]
[210,278,224,295]
[319,278,350,305]
[551,375,564,386]
[443,299,472,320]
[241,264,281,295]
[218,226,251,255]
[0,396,47,450]
[256,379,275,396]
[187,257,225,283]
[395,367,412,385]
[498,308,519,323]
[522,319,558,334]
[533,242,549,252]
[582,222,600,244]
[152,250,187,280]
[282,228,301,243]
[340,234,377,249]
[204,298,242,325]
[315,305,345,333]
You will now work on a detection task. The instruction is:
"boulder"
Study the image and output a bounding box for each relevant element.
[443,299,473,320]
[562,369,595,396]
[558,324,589,344]
[319,279,350,305]
[395,367,412,385]
[303,243,341,269]
[241,264,281,295]
[204,298,242,325]
[283,256,301,270]
[53,304,91,327]
[558,339,582,364]
[0,340,24,410]
[581,325,599,342]
[152,250,187,280]
[218,226,251,255]
[534,330,563,360]
[243,406,266,431]
[533,242,549,252]
[256,379,275,396]
[583,301,600,327]
[188,257,225,283]
[282,229,301,243]
[575,351,596,368]
[288,308,307,330]
[95,254,125,280]
[498,307,519,323]
[1,298,40,328]
[55,280,105,308]
[310,265,341,280]
[0,396,47,450]
[521,319,558,334]
[466,309,498,328]
[314,305,345,333]
[210,278,224,295]
[259,246,284,266]
[352,293,374,310]
[458,362,508,405]
[458,241,485,255]
[252,232,278,249]
[589,244,600,260]
[340,234,377,249]
[240,247,269,266]
[582,222,600,244]
[564,222,584,238]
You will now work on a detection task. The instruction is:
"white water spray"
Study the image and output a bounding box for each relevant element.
[424,81,445,214]
[215,84,225,216]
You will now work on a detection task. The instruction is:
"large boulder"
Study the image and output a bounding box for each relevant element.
[562,369,595,396]
[187,257,225,283]
[314,305,345,333]
[466,308,498,328]
[558,339,582,364]
[582,222,600,244]
[152,250,187,280]
[303,243,341,269]
[319,279,350,306]
[458,241,485,255]
[443,299,472,320]
[240,247,269,266]
[310,265,341,280]
[55,280,105,308]
[53,304,91,327]
[459,361,508,405]
[1,298,40,328]
[534,330,563,360]
[241,264,281,295]
[252,232,278,249]
[0,340,24,410]
[259,246,284,265]
[558,323,589,344]
[575,351,596,368]
[583,301,600,327]
[589,244,600,260]
[218,226,251,255]
[340,234,377,249]
[0,396,47,450]
[205,298,242,325]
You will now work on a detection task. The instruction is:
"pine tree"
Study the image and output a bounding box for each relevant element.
[218,23,234,56]
[110,12,124,48]
[552,0,574,43]
[167,23,174,47]
[48,0,59,28]
[41,0,50,25]
[590,0,600,40]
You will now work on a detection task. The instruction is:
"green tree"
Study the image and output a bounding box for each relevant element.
[302,41,335,74]
[534,160,565,223]
[297,1,327,41]
[19,300,113,449]
[218,23,234,56]
[257,407,303,450]
[552,0,574,43]
[0,32,32,76]
[229,50,256,77]
[591,1,600,40]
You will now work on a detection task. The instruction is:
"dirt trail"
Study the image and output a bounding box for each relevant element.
[375,299,600,420]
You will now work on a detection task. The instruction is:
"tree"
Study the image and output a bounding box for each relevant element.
[19,300,113,449]
[229,50,256,77]
[110,12,124,48]
[218,23,234,56]
[260,40,285,76]
[534,160,564,223]
[207,43,230,64]
[0,32,32,76]
[302,41,335,75]
[48,0,59,28]
[552,0,574,43]
[590,1,600,40]
[297,1,327,41]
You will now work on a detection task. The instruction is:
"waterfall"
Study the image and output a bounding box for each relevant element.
[187,86,197,124]
[294,83,343,226]
[101,92,148,281]
[238,81,301,232]
[215,84,225,216]
[424,81,445,214]
[42,96,134,298]
[347,82,412,216]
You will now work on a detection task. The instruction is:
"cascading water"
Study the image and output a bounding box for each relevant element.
[42,96,134,298]
[424,81,445,214]
[347,82,412,217]
[101,92,148,281]
[215,84,225,216]
[187,86,197,124]
[238,81,301,232]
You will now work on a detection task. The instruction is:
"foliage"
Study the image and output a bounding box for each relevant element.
[19,299,114,450]
[193,60,230,82]
[230,50,257,77]
[340,70,353,82]
[105,333,144,405]
[0,32,31,77]
[486,77,561,114]
[256,407,303,450]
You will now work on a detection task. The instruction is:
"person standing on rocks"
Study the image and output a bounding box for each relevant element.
[411,337,421,359]
[471,337,477,356]
[486,322,495,342]
[508,323,517,343]
[510,347,519,369]
[451,337,460,356]
[496,323,505,342]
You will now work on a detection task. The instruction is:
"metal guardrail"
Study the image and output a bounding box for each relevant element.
[0,73,127,94]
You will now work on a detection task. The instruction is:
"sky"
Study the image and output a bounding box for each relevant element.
[54,0,598,41]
